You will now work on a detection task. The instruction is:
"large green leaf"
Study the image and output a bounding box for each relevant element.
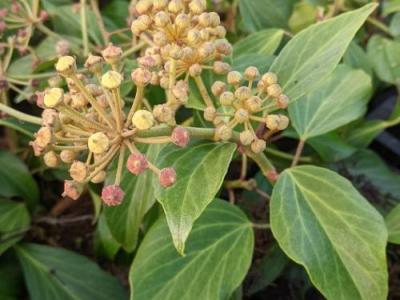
[239,0,295,31]
[270,4,376,103]
[343,41,373,76]
[0,254,24,300]
[94,213,121,260]
[383,0,400,16]
[15,243,128,300]
[308,132,357,162]
[129,199,254,300]
[233,29,284,58]
[367,35,400,84]
[104,145,161,252]
[154,142,237,254]
[289,65,372,139]
[0,199,30,255]
[0,151,39,208]
[386,204,400,244]
[271,166,388,300]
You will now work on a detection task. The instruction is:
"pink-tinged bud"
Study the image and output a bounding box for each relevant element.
[159,168,176,188]
[127,153,149,175]
[35,91,45,108]
[55,40,70,56]
[62,180,83,200]
[266,169,279,183]
[0,8,8,18]
[11,2,20,14]
[171,127,190,147]
[102,44,123,65]
[29,141,44,156]
[39,10,49,21]
[101,185,125,206]
[0,21,6,33]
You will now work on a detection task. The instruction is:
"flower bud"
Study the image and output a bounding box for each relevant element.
[187,29,201,44]
[168,0,184,13]
[266,169,279,182]
[214,25,227,38]
[132,110,155,130]
[235,86,251,101]
[240,130,254,146]
[153,0,168,10]
[209,12,221,27]
[169,44,183,60]
[35,127,52,148]
[227,71,242,86]
[91,170,106,184]
[189,64,202,77]
[88,132,110,154]
[55,40,70,56]
[44,151,59,168]
[214,39,232,56]
[159,168,177,188]
[189,0,207,14]
[41,109,59,127]
[215,125,232,141]
[71,93,88,108]
[101,185,125,206]
[267,84,282,98]
[257,80,267,93]
[235,108,249,123]
[48,75,63,88]
[60,150,76,164]
[127,153,149,175]
[55,56,76,76]
[101,71,123,89]
[204,106,217,122]
[266,114,289,131]
[69,161,89,183]
[198,12,211,27]
[171,127,190,147]
[102,44,123,65]
[154,11,170,27]
[30,141,44,156]
[153,31,168,46]
[62,180,83,200]
[135,0,152,14]
[212,61,230,75]
[175,13,190,30]
[220,91,234,106]
[277,94,289,109]
[131,68,152,85]
[211,81,226,97]
[246,96,262,112]
[153,104,174,123]
[262,72,278,85]
[44,88,64,108]
[85,54,103,73]
[198,42,215,58]
[244,66,260,81]
[251,139,266,154]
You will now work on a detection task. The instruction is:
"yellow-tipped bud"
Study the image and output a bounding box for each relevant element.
[267,84,282,98]
[240,130,255,146]
[88,132,110,154]
[101,71,123,89]
[189,0,207,14]
[44,88,64,108]
[132,110,155,130]
[44,151,59,168]
[55,56,76,75]
[262,72,278,85]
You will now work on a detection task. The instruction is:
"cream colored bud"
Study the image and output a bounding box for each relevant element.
[168,0,184,13]
[244,66,260,81]
[101,71,123,89]
[153,104,174,123]
[182,47,196,61]
[211,81,226,97]
[234,108,249,123]
[48,75,63,88]
[69,161,88,183]
[214,39,232,56]
[169,44,183,60]
[277,115,289,130]
[227,71,242,86]
[215,125,232,141]
[189,64,202,77]
[189,0,206,14]
[267,84,282,98]
[265,114,289,131]
[220,91,234,106]
[198,13,211,27]
[131,20,144,36]
[187,29,201,44]
[44,151,59,168]
[214,25,226,38]
[175,13,190,29]
[204,106,217,121]
[41,109,59,127]
[277,94,289,109]
[135,0,152,14]
[251,139,266,154]
[199,42,215,58]
[209,12,221,27]
[240,130,255,146]
[35,127,52,148]
[132,110,154,130]
[154,11,170,27]
[84,54,103,73]
[246,96,262,112]
[91,170,106,183]
[262,72,278,85]
[131,68,152,85]
[153,0,168,10]
[55,56,76,75]
[44,88,64,108]
[153,32,168,46]
[257,80,267,93]
[102,44,123,65]
[60,150,76,164]
[235,86,251,101]
[88,132,110,154]
[213,61,231,75]
[71,93,88,109]
[86,84,103,97]
[199,29,210,41]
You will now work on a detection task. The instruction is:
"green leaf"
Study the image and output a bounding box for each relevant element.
[0,151,39,208]
[345,120,387,148]
[15,243,128,300]
[233,29,284,58]
[154,141,237,254]
[367,35,400,84]
[386,204,400,244]
[0,254,24,300]
[94,213,121,260]
[288,2,318,33]
[390,12,400,37]
[129,199,254,300]
[232,54,275,74]
[104,145,161,252]
[308,132,357,162]
[289,65,372,139]
[343,41,373,76]
[270,4,376,103]
[0,199,30,255]
[271,166,388,300]
[383,0,400,16]
[239,0,295,31]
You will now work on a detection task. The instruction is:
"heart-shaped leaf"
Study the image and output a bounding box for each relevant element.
[386,203,400,244]
[270,3,376,103]
[130,199,254,300]
[154,142,237,254]
[271,166,388,300]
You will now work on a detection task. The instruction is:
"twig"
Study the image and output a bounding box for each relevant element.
[291,139,305,167]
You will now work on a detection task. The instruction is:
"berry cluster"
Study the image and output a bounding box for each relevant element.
[31,47,190,206]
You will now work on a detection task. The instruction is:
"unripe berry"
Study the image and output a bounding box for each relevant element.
[159,168,177,188]
[132,110,155,130]
[55,56,76,75]
[277,94,289,109]
[131,68,152,86]
[85,54,103,73]
[171,127,190,147]
[189,0,206,14]
[240,130,255,146]
[189,64,202,77]
[62,180,83,200]
[127,153,149,175]
[235,86,251,101]
[153,104,174,123]
[235,108,249,123]
[220,91,234,106]
[101,185,125,206]
[204,106,217,122]
[244,66,260,81]
[91,170,106,184]
[215,125,232,141]
[35,127,52,148]
[88,132,110,154]
[101,71,123,89]
[69,161,88,183]
[60,150,76,164]
[44,151,59,168]
[262,72,278,85]
[227,71,242,86]
[211,81,226,97]
[267,84,282,98]
[246,96,262,112]
[44,88,64,108]
[213,61,230,75]
[251,139,266,154]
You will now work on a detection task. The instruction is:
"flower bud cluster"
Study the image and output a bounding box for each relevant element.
[209,67,290,153]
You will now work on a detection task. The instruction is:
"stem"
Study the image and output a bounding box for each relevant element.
[125,85,144,127]
[252,223,271,229]
[0,103,42,125]
[90,0,109,45]
[114,145,126,185]
[240,154,247,180]
[58,105,108,131]
[367,17,393,37]
[80,0,90,56]
[266,147,313,163]
[121,42,147,59]
[291,139,305,167]
[246,150,276,184]
[194,76,214,108]
[111,89,123,132]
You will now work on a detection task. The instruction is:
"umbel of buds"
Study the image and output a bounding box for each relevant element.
[31,53,191,206]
